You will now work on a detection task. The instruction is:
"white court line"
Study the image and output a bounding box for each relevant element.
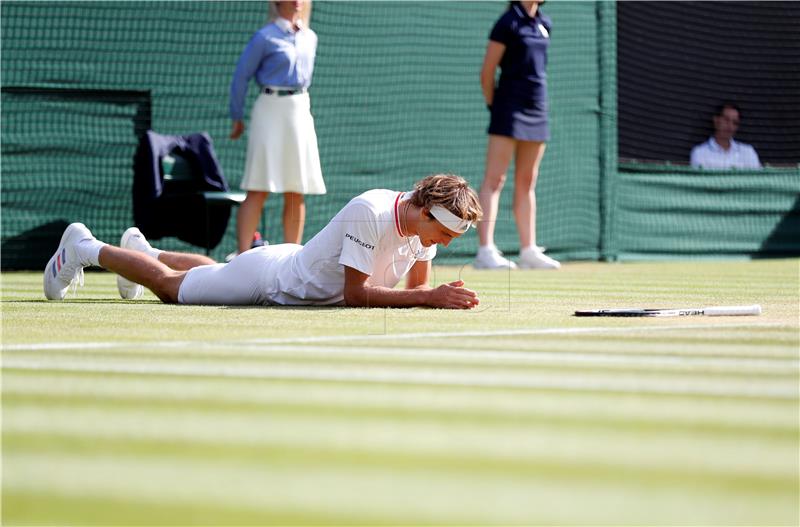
[202,344,800,374]
[3,357,797,400]
[0,322,788,352]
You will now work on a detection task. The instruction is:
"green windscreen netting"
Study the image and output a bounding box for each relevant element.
[4,1,795,270]
[1,1,603,268]
[613,163,799,259]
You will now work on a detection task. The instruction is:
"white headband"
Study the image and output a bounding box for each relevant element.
[430,205,472,234]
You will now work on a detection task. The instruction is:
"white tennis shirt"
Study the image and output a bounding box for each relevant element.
[690,137,761,170]
[269,189,437,305]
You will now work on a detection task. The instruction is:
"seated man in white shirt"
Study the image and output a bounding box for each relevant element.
[44,174,483,309]
[690,103,762,170]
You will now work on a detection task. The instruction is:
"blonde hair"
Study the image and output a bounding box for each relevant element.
[410,174,483,224]
[268,1,312,27]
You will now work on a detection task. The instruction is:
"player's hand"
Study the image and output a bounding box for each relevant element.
[230,120,245,140]
[428,280,480,309]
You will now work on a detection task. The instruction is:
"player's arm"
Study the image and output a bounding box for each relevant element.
[480,41,505,107]
[405,259,431,290]
[343,265,479,309]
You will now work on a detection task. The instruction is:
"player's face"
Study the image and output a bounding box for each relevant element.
[418,212,462,248]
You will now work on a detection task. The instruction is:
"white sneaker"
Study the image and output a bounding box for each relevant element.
[518,247,561,270]
[473,246,518,270]
[43,223,94,300]
[116,227,151,299]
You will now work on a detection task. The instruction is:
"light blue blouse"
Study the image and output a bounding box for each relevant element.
[229,18,318,121]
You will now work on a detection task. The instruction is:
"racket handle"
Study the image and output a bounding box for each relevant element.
[704,305,762,316]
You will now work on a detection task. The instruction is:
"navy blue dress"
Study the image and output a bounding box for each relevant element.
[488,2,552,142]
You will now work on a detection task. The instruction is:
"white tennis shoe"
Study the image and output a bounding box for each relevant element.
[473,246,518,270]
[518,247,561,270]
[43,223,95,300]
[116,227,151,300]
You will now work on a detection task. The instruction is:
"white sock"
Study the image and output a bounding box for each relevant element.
[519,245,542,254]
[146,247,163,261]
[478,244,495,253]
[77,239,106,266]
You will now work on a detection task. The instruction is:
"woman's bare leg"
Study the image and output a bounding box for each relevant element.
[236,191,269,253]
[478,134,516,248]
[512,141,546,249]
[283,192,305,244]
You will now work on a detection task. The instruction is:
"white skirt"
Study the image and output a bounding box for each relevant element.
[241,92,326,194]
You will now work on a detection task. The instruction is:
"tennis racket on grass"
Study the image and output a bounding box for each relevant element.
[574,305,762,317]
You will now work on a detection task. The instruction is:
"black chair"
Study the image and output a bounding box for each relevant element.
[133,131,247,254]
[161,153,246,254]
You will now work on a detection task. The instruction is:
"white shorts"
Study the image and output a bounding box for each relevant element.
[241,92,326,195]
[177,244,301,305]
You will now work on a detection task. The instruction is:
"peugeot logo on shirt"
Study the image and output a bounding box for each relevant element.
[345,232,375,250]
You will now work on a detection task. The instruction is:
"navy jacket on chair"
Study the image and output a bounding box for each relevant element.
[133,131,232,250]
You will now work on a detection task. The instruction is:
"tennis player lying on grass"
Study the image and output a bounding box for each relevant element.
[44,174,482,309]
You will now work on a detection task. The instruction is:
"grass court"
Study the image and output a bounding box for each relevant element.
[2,259,798,524]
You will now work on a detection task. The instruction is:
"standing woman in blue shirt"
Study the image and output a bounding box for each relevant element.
[230,0,325,254]
[473,1,560,270]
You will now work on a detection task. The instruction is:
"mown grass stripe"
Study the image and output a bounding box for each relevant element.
[1,322,787,351]
[5,404,796,479]
[5,433,795,497]
[4,356,796,399]
[5,343,796,375]
[5,392,796,440]
[5,371,795,432]
[7,451,795,525]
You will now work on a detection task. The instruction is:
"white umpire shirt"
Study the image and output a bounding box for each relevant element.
[269,189,437,305]
[690,137,762,170]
